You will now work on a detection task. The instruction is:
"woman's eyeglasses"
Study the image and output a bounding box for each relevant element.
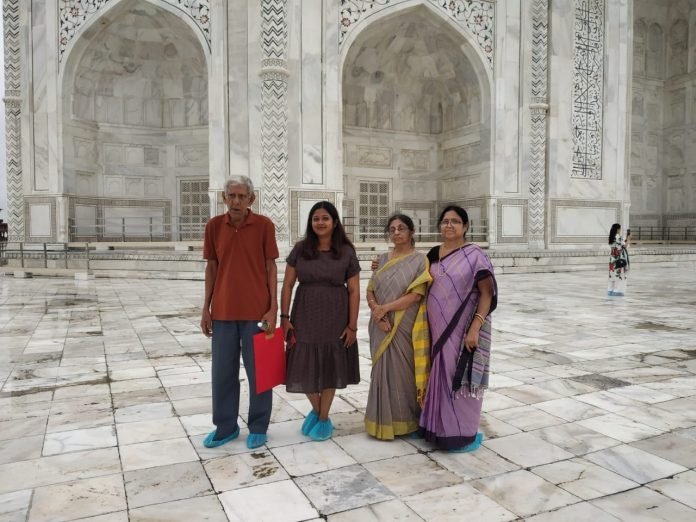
[388,226,409,235]
[440,219,463,227]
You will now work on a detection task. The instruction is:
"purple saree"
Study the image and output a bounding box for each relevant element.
[420,244,497,450]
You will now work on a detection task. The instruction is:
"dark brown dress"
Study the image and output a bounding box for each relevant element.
[285,242,361,393]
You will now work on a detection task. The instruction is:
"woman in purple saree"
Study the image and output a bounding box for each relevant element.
[420,205,497,452]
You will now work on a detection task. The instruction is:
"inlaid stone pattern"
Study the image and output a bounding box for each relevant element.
[339,0,495,66]
[59,0,211,61]
[571,0,604,180]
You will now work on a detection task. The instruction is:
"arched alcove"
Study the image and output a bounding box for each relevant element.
[61,0,210,240]
[340,5,491,239]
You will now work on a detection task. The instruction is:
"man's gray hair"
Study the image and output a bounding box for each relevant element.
[224,176,254,194]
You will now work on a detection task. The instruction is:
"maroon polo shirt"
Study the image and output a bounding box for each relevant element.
[203,210,279,320]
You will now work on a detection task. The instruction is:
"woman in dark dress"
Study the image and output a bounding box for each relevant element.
[280,201,361,441]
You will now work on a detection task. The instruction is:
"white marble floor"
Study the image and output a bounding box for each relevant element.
[1,264,695,521]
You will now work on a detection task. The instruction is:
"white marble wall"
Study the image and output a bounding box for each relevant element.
[631,0,696,228]
[12,0,643,247]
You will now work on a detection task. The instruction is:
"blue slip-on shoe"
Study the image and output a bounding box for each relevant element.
[203,427,240,449]
[407,430,424,439]
[246,432,268,449]
[301,409,320,436]
[607,290,615,296]
[613,292,625,296]
[309,419,333,441]
[449,432,483,453]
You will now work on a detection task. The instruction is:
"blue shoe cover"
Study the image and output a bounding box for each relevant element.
[203,427,240,448]
[309,419,333,441]
[246,432,268,449]
[449,432,483,453]
[301,410,320,436]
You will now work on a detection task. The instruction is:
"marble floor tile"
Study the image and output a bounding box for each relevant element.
[264,418,309,448]
[404,483,516,521]
[648,470,696,510]
[204,450,289,492]
[428,445,519,480]
[480,391,526,411]
[71,511,128,521]
[608,384,677,403]
[630,432,696,468]
[271,440,356,477]
[535,377,599,397]
[471,469,580,518]
[333,433,417,463]
[172,396,211,416]
[166,382,212,401]
[43,425,116,456]
[479,413,522,439]
[489,405,566,431]
[119,437,199,472]
[585,444,687,484]
[46,408,114,434]
[27,473,126,522]
[295,464,394,515]
[327,499,421,521]
[497,368,558,384]
[0,435,43,464]
[109,378,161,394]
[0,447,121,494]
[525,501,621,522]
[129,495,228,522]
[532,457,639,500]
[578,413,663,443]
[114,401,174,424]
[535,397,608,422]
[484,432,575,467]
[363,454,461,497]
[111,388,169,409]
[124,461,213,509]
[591,487,696,521]
[574,390,643,412]
[178,413,214,437]
[219,479,318,521]
[532,422,621,456]
[0,490,32,521]
[495,384,564,404]
[116,417,186,445]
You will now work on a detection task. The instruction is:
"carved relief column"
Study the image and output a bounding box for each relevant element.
[3,0,23,241]
[260,0,289,242]
[528,0,549,249]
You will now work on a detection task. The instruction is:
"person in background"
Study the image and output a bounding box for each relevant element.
[200,176,279,450]
[280,201,361,441]
[420,205,497,452]
[365,214,431,440]
[608,223,630,297]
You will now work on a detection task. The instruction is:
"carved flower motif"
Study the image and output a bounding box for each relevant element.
[341,17,351,27]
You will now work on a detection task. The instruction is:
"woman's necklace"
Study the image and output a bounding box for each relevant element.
[438,243,467,275]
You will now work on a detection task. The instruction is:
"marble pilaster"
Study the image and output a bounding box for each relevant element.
[260,0,290,242]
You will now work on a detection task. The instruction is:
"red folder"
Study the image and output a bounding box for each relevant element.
[253,327,286,394]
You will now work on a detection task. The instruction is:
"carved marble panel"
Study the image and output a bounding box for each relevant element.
[571,0,604,180]
[346,145,393,168]
[176,144,208,167]
[59,0,211,61]
[339,0,495,66]
[400,149,430,171]
[74,137,98,161]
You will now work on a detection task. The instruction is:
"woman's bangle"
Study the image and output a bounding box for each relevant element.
[280,314,290,319]
[474,313,485,326]
[347,325,357,332]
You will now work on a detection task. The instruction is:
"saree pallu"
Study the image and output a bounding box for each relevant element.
[365,252,431,440]
[420,244,497,450]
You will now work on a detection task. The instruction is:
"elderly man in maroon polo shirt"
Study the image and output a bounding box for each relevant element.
[200,176,279,449]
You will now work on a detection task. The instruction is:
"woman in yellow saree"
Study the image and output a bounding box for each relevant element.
[365,214,431,440]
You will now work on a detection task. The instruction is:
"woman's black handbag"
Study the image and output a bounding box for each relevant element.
[615,258,627,269]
